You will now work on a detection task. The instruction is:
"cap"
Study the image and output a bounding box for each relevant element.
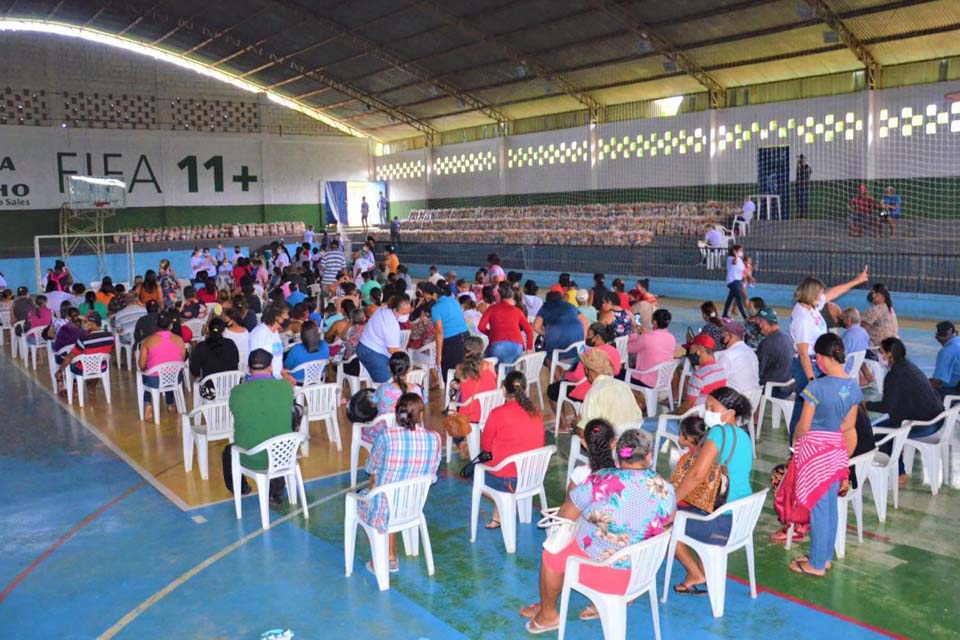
[576,288,589,303]
[248,348,273,371]
[549,284,565,294]
[756,307,779,324]
[721,319,747,338]
[935,321,956,337]
[86,311,103,325]
[687,333,715,350]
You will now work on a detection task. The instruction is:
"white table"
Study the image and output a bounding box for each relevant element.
[748,194,782,221]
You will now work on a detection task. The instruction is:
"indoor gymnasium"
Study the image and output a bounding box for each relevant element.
[1,1,959,639]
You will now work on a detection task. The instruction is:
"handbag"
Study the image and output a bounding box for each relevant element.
[443,412,472,439]
[459,451,492,479]
[671,424,736,513]
[538,510,577,554]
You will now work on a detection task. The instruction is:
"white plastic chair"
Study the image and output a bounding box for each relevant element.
[113,321,139,370]
[677,357,691,397]
[136,362,187,423]
[559,531,672,640]
[835,449,876,558]
[566,435,589,487]
[350,414,396,487]
[742,387,763,457]
[511,350,547,408]
[192,370,244,409]
[182,401,234,480]
[295,382,342,454]
[184,318,206,342]
[232,432,308,530]
[627,359,680,417]
[549,341,584,383]
[344,473,436,591]
[405,368,427,389]
[45,343,71,390]
[10,320,25,359]
[613,335,629,368]
[64,353,112,407]
[899,404,960,495]
[470,445,556,553]
[651,405,704,470]
[0,309,9,348]
[289,358,329,387]
[399,329,411,351]
[756,380,795,434]
[863,351,887,393]
[553,380,582,438]
[410,342,444,392]
[844,350,866,379]
[466,390,505,460]
[662,489,768,618]
[23,326,47,369]
[868,421,910,523]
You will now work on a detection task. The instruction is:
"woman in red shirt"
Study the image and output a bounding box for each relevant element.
[479,370,545,529]
[451,337,499,457]
[478,282,533,366]
[197,277,219,304]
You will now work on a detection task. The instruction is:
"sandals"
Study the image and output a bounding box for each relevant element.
[519,603,540,619]
[673,583,708,595]
[579,604,600,620]
[525,618,560,635]
[365,558,400,575]
[790,558,825,577]
[485,519,501,530]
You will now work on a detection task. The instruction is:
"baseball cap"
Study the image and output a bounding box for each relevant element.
[756,307,779,324]
[686,333,715,350]
[576,288,589,303]
[248,348,273,371]
[721,319,747,338]
[935,321,956,337]
[549,284,565,294]
[86,311,103,325]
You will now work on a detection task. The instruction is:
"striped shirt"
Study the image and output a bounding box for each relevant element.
[70,330,113,373]
[686,361,726,405]
[359,425,440,533]
[319,250,346,284]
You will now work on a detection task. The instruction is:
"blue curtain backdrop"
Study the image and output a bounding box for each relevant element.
[323,181,347,226]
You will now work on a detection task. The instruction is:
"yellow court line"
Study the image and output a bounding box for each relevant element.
[98,485,354,640]
[3,354,193,511]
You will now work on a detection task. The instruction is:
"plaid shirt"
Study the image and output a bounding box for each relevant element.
[359,425,440,533]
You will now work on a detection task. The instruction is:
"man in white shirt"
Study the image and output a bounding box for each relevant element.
[43,281,75,316]
[304,225,315,245]
[704,226,726,248]
[248,304,294,382]
[716,320,760,393]
[739,195,755,224]
[427,265,442,285]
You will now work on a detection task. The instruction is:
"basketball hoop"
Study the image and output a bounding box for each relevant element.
[945,90,960,102]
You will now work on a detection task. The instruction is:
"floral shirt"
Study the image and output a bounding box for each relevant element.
[610,309,632,338]
[570,468,675,568]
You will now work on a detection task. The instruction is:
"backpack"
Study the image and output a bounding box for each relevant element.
[346,388,378,423]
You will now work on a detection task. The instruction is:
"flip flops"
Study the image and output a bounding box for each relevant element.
[525,618,560,635]
[673,583,708,595]
[790,558,825,577]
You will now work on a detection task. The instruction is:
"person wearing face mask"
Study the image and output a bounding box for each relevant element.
[860,283,898,350]
[715,320,759,394]
[670,386,753,594]
[930,321,960,397]
[866,337,944,486]
[358,293,413,384]
[788,268,869,438]
[248,303,295,383]
[721,244,749,319]
[643,333,726,436]
[547,323,621,430]
[788,333,862,578]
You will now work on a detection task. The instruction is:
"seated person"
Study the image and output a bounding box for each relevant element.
[627,309,676,389]
[189,317,240,380]
[754,307,794,397]
[930,321,960,398]
[56,312,112,398]
[284,321,330,384]
[644,334,726,434]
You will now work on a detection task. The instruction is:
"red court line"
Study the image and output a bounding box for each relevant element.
[0,481,146,604]
[727,574,908,640]
[846,524,890,543]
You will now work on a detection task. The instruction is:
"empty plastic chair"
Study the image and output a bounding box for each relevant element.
[511,351,547,409]
[295,382,342,454]
[836,449,876,558]
[349,414,396,487]
[626,359,679,417]
[182,400,234,480]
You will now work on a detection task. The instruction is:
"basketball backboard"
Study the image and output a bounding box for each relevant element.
[67,175,127,209]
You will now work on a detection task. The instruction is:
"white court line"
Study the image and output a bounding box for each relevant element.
[98,485,353,640]
[189,467,353,510]
[2,354,193,512]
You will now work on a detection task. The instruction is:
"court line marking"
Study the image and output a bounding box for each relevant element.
[3,354,195,511]
[98,485,353,640]
[183,468,352,511]
[0,481,146,604]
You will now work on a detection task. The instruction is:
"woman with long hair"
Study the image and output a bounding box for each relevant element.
[478,281,534,366]
[189,316,239,379]
[722,244,748,318]
[138,269,162,306]
[860,282,898,348]
[450,336,499,457]
[687,300,725,348]
[158,259,179,310]
[478,371,546,529]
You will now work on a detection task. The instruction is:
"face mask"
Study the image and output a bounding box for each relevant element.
[687,352,701,367]
[816,293,827,311]
[737,251,744,258]
[397,314,409,322]
[704,410,724,426]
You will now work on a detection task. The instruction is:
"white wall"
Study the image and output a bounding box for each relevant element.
[375,80,960,201]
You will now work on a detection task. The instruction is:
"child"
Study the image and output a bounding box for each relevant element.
[741,256,756,298]
[180,286,204,319]
[671,415,708,508]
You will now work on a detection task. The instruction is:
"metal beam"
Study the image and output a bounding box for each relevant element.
[589,0,727,108]
[802,0,882,88]
[249,0,511,130]
[110,2,438,138]
[46,0,64,20]
[412,0,605,122]
[181,9,268,56]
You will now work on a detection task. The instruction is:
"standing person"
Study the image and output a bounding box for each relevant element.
[358,393,441,574]
[878,186,901,238]
[320,239,347,294]
[847,184,876,238]
[138,270,163,307]
[478,371,546,528]
[360,196,370,232]
[222,349,296,505]
[478,281,534,366]
[189,248,204,282]
[588,273,607,313]
[789,333,861,578]
[796,154,812,219]
[722,244,748,319]
[158,260,179,310]
[358,293,412,384]
[249,304,293,383]
[384,245,400,276]
[304,224,315,245]
[487,254,506,287]
[930,321,960,397]
[430,281,470,380]
[137,311,186,422]
[788,268,868,436]
[48,260,72,292]
[390,216,401,248]
[377,192,388,226]
[860,283,898,349]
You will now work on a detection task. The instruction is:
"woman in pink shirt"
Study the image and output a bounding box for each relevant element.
[478,282,534,366]
[479,371,546,529]
[628,308,677,388]
[25,295,53,344]
[547,322,621,407]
